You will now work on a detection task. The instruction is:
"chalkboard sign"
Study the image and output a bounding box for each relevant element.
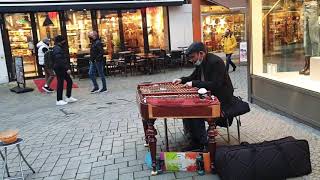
[14,56,25,86]
[10,56,33,93]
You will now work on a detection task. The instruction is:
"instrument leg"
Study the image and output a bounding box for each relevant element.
[164,118,169,152]
[207,118,217,173]
[143,120,149,147]
[146,119,157,175]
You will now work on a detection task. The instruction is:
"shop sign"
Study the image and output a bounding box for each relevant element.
[240,41,247,62]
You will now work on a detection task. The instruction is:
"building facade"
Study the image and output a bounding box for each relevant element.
[0,0,184,83]
[248,0,320,128]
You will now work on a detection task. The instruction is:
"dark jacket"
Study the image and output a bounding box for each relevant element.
[90,39,104,62]
[52,44,69,71]
[181,53,234,106]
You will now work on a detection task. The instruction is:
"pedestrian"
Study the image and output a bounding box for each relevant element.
[88,31,107,93]
[52,35,78,106]
[37,37,54,93]
[222,29,237,72]
[172,42,234,151]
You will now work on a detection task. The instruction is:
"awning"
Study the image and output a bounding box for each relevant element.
[206,0,247,9]
[0,0,184,13]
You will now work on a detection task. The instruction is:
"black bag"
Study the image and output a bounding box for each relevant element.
[44,49,54,69]
[215,136,312,180]
[223,96,250,118]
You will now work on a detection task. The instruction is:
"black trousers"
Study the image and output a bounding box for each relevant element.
[54,68,73,101]
[183,119,208,146]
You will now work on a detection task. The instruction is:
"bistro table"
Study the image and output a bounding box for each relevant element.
[136,53,159,74]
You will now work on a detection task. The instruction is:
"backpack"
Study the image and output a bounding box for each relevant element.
[44,49,54,68]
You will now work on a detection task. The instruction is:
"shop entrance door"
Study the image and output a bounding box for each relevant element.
[35,12,61,75]
[4,13,38,78]
[35,12,61,47]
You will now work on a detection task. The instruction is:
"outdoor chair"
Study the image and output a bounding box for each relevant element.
[168,50,183,69]
[76,57,90,80]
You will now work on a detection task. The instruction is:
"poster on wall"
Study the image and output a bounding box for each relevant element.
[240,42,247,62]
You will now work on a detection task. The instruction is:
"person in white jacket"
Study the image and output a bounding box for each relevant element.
[37,38,54,93]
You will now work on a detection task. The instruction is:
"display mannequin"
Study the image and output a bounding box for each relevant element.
[300,0,320,75]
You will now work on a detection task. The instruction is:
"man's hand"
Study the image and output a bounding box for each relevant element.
[172,78,182,85]
[67,69,72,75]
[183,81,192,88]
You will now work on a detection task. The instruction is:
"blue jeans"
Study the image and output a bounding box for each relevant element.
[89,61,106,90]
[226,54,236,72]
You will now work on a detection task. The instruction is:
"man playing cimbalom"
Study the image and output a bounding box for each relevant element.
[173,42,234,150]
[88,31,107,93]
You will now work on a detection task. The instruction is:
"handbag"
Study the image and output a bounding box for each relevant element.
[215,136,312,180]
[223,96,250,118]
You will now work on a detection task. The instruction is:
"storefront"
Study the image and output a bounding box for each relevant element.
[0,0,182,81]
[201,5,246,53]
[248,0,320,128]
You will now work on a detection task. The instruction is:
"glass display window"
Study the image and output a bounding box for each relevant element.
[202,13,245,52]
[5,13,38,78]
[251,0,320,93]
[36,12,61,46]
[65,10,93,57]
[122,9,144,53]
[146,6,169,50]
[97,10,120,58]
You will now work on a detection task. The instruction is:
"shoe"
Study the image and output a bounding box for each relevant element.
[233,67,236,71]
[90,88,99,94]
[65,97,78,103]
[42,86,54,93]
[56,100,68,106]
[99,88,108,93]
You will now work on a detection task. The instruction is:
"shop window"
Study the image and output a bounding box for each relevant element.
[35,12,61,46]
[202,13,245,53]
[97,10,120,58]
[65,10,93,57]
[251,0,320,93]
[122,9,144,53]
[146,6,169,50]
[4,13,38,78]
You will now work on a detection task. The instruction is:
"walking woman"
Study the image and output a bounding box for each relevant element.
[222,29,237,72]
[52,35,78,106]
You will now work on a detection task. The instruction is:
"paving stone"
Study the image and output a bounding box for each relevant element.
[119,172,134,180]
[89,174,104,180]
[104,162,128,171]
[119,165,142,174]
[103,169,119,180]
[43,175,62,180]
[50,165,66,176]
[115,155,136,163]
[149,173,176,180]
[193,174,220,180]
[134,170,151,179]
[77,163,92,173]
[76,172,90,179]
[92,159,114,168]
[90,166,105,176]
[62,169,77,179]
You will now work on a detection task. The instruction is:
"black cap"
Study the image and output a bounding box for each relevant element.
[185,42,206,56]
[54,35,65,43]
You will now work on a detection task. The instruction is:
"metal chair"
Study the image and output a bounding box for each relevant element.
[0,138,35,180]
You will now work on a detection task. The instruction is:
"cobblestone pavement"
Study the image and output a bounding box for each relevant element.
[0,66,319,180]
